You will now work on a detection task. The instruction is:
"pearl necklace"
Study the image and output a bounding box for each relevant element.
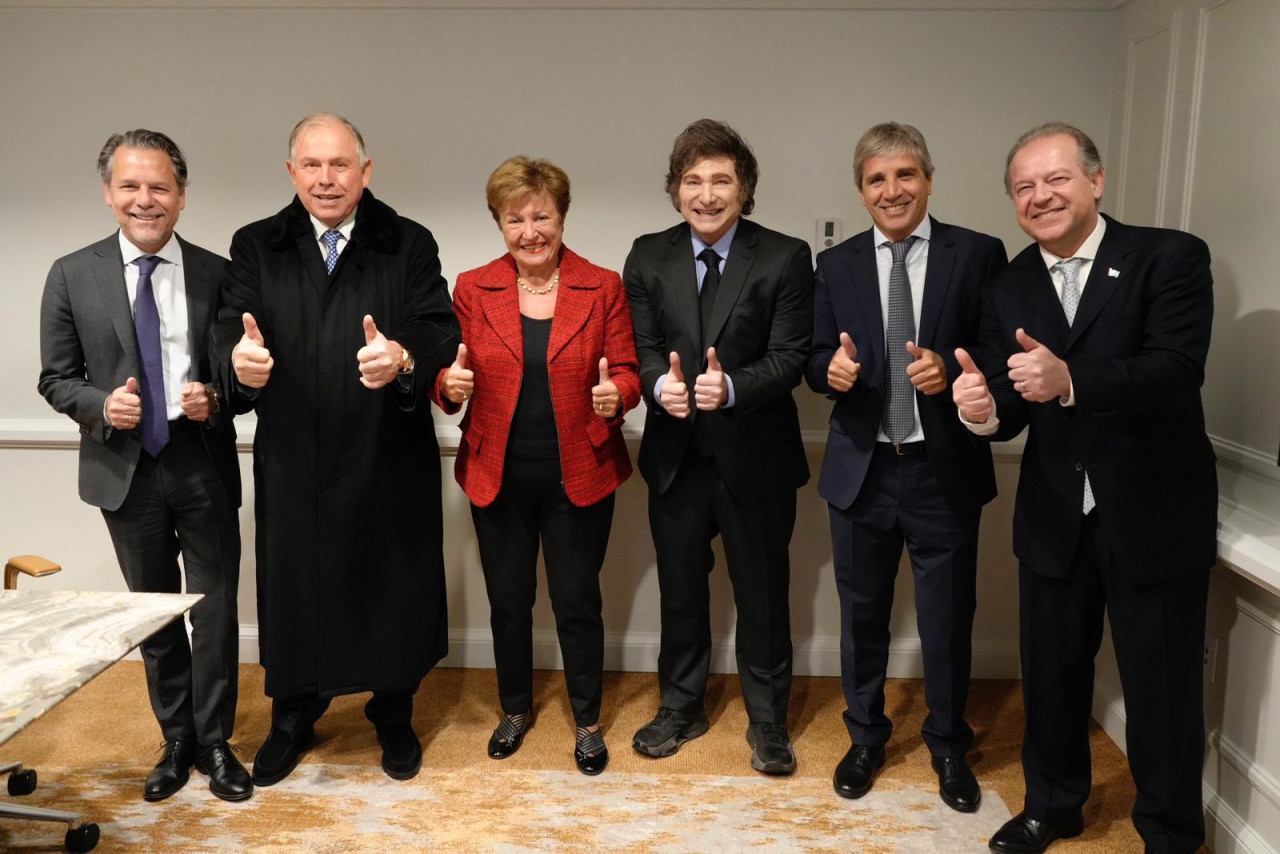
[517,268,559,295]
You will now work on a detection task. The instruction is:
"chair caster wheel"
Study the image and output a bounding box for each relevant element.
[65,823,100,852]
[7,767,37,796]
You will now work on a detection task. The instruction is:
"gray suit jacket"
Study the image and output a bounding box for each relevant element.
[38,232,240,511]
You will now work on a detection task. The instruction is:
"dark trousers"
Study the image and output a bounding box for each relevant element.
[101,420,241,746]
[649,452,795,724]
[830,444,980,756]
[1020,511,1209,854]
[470,456,613,727]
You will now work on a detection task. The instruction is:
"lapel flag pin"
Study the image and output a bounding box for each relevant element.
[1108,268,1120,278]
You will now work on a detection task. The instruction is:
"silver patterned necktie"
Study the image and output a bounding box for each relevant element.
[322,229,342,274]
[882,236,919,443]
[1054,257,1095,514]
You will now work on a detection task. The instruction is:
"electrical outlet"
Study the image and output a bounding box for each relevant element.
[1203,632,1219,682]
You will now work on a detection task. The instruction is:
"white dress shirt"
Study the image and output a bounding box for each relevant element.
[872,217,931,444]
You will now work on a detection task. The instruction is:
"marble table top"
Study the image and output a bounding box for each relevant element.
[0,589,201,746]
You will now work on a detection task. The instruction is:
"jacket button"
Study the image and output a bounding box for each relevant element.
[1074,462,1084,471]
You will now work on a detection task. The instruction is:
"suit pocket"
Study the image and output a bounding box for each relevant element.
[464,421,485,457]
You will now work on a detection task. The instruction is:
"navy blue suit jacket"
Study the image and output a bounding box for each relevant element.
[805,217,1007,513]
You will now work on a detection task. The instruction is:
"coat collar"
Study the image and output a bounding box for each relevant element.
[266,188,401,255]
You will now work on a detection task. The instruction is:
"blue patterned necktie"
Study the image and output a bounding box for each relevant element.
[134,255,169,457]
[882,236,919,443]
[323,229,342,274]
[1054,257,1095,514]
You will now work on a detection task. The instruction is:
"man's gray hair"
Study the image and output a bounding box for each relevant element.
[853,122,934,188]
[288,112,368,165]
[97,129,189,188]
[1004,122,1103,196]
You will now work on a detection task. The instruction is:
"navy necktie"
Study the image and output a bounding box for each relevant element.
[882,236,919,443]
[134,255,169,457]
[323,229,342,274]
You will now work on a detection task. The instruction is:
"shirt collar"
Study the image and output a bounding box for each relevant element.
[1039,214,1107,270]
[118,231,181,267]
[310,212,356,242]
[691,217,740,261]
[872,215,932,249]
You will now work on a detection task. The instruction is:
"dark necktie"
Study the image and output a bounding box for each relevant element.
[882,236,919,443]
[698,247,721,344]
[323,229,342,274]
[134,255,169,457]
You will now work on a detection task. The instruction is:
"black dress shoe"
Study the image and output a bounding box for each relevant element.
[746,722,796,775]
[632,707,710,758]
[574,726,609,776]
[252,726,313,787]
[195,742,253,802]
[989,810,1085,853]
[833,744,885,799]
[144,736,198,801]
[377,724,422,781]
[931,755,980,812]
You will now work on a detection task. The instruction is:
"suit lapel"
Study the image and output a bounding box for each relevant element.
[664,226,702,351]
[1015,249,1071,347]
[705,220,757,347]
[296,233,328,296]
[180,238,210,365]
[844,231,885,379]
[477,263,523,362]
[94,235,138,365]
[1067,219,1131,350]
[918,219,955,349]
[547,250,597,363]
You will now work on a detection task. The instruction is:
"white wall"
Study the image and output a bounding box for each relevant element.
[1097,2,1280,853]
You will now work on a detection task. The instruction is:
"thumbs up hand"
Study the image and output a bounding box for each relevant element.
[232,312,273,388]
[659,351,690,418]
[357,314,404,389]
[106,376,143,430]
[439,343,474,404]
[952,348,993,423]
[695,346,728,411]
[827,332,860,392]
[904,340,947,395]
[591,357,621,419]
[1007,327,1070,402]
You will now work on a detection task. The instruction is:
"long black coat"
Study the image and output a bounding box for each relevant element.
[213,191,461,698]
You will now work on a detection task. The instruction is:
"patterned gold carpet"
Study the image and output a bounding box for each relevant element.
[1,664,1146,852]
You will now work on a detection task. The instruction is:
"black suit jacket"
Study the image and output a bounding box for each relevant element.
[38,232,240,511]
[805,218,1007,513]
[623,218,813,507]
[980,214,1217,582]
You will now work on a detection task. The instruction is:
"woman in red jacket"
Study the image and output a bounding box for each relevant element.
[432,157,641,775]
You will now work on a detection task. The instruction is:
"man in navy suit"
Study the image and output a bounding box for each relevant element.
[38,130,248,802]
[806,123,1006,809]
[955,123,1215,854]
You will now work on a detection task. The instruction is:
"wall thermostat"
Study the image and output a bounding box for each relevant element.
[816,218,842,250]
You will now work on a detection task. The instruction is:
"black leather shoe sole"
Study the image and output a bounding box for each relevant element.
[988,811,1084,854]
[632,715,710,758]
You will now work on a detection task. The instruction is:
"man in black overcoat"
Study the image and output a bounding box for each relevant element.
[212,113,460,784]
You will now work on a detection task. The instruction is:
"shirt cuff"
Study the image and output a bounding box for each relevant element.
[959,395,999,436]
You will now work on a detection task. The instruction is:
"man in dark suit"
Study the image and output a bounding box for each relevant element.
[38,130,248,802]
[213,113,460,786]
[954,123,1215,854]
[624,119,813,774]
[806,123,1007,810]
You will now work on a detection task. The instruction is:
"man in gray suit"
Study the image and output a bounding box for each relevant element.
[38,129,250,803]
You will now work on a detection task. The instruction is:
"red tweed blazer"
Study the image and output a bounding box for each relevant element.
[431,247,641,507]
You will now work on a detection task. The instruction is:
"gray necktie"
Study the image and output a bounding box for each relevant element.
[1054,257,1095,514]
[323,229,342,274]
[882,236,919,443]
[134,255,169,457]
